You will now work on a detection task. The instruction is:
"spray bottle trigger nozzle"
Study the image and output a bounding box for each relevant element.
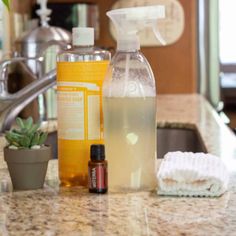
[152,23,166,46]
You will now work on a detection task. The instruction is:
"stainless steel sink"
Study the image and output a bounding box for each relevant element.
[157,128,207,158]
[46,128,207,159]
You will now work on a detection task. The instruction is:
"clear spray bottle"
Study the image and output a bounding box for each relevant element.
[103,6,165,191]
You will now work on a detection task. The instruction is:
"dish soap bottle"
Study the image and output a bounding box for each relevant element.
[57,27,110,187]
[103,6,165,190]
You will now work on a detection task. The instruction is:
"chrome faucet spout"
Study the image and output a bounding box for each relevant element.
[0,70,56,133]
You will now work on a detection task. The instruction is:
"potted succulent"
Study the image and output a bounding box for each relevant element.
[4,117,52,190]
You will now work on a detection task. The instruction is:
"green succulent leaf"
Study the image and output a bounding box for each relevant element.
[38,132,48,145]
[28,123,40,134]
[16,117,25,129]
[20,128,29,134]
[5,132,14,144]
[24,117,33,130]
[31,132,40,147]
[12,128,24,135]
[6,131,23,143]
[19,136,31,148]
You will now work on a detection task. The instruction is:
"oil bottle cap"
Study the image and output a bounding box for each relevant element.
[72,27,94,46]
[90,144,105,161]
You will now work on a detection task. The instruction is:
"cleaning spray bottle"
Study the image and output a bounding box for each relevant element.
[103,6,165,190]
[57,27,110,187]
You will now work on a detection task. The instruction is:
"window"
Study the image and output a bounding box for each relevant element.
[219,0,236,64]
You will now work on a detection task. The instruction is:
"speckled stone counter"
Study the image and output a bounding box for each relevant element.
[0,94,236,236]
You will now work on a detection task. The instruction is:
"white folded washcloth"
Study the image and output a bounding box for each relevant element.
[157,152,229,197]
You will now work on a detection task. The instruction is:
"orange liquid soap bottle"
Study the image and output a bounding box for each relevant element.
[57,27,110,186]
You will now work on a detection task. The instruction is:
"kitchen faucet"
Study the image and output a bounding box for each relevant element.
[0,0,71,133]
[0,40,72,133]
[0,39,71,133]
[0,56,56,133]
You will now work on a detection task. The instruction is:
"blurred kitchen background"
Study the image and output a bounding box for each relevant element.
[0,0,236,131]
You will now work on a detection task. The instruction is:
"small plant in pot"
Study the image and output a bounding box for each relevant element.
[4,117,52,190]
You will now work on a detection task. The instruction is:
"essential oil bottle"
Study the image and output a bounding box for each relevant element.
[88,144,108,193]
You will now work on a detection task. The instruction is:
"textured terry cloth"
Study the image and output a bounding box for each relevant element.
[157,152,229,197]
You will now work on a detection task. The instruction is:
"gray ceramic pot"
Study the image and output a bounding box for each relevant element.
[4,146,52,190]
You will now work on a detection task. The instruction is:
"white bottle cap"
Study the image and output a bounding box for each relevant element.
[72,27,94,46]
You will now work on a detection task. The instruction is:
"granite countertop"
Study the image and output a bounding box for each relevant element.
[0,94,236,236]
